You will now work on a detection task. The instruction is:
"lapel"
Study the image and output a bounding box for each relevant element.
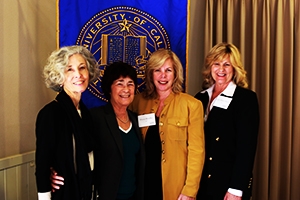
[128,111,142,142]
[103,103,124,158]
[196,91,209,112]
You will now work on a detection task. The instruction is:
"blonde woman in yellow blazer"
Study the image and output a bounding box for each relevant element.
[129,49,205,200]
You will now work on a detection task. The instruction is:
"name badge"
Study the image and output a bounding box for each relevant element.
[138,113,156,127]
[214,96,232,109]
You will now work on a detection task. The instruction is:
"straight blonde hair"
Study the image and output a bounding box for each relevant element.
[143,49,183,99]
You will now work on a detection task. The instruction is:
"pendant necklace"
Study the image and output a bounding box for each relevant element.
[116,115,129,124]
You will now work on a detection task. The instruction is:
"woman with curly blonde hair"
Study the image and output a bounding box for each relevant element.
[201,42,248,89]
[195,43,259,200]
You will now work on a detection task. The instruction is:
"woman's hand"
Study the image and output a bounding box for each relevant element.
[224,192,242,200]
[50,167,64,192]
[177,194,195,200]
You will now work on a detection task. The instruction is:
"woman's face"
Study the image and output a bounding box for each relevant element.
[211,56,234,86]
[63,54,89,96]
[153,58,175,94]
[110,76,135,108]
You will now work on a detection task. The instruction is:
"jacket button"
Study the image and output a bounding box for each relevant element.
[209,157,212,160]
[161,140,165,144]
[162,159,166,163]
[216,137,220,141]
[176,122,180,126]
[160,131,164,135]
[159,122,163,126]
[208,174,211,178]
[162,150,165,154]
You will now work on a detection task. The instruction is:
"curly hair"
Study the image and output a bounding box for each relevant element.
[202,43,248,89]
[43,45,100,92]
[143,49,183,99]
[101,61,137,100]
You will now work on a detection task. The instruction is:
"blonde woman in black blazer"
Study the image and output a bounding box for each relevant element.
[195,43,259,200]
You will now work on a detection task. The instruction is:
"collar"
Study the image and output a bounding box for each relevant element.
[154,92,176,104]
[221,81,237,97]
[202,81,237,99]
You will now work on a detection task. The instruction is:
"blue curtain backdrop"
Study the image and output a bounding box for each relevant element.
[57,0,189,108]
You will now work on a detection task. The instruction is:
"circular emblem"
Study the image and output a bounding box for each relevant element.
[76,6,170,105]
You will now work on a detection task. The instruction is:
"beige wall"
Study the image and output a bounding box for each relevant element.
[0,0,57,158]
[0,0,205,158]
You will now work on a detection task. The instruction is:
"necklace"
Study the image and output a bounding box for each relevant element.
[116,115,129,124]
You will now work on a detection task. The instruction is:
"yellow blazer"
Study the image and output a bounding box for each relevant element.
[130,92,205,199]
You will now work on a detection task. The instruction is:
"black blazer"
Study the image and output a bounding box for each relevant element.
[90,103,145,200]
[35,90,94,200]
[195,86,259,200]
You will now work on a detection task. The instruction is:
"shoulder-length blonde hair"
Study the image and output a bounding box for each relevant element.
[202,42,248,89]
[143,49,183,99]
[43,45,99,92]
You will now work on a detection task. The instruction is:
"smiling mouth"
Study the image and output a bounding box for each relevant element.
[217,73,226,77]
[74,80,85,85]
[120,94,130,98]
[158,81,168,84]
